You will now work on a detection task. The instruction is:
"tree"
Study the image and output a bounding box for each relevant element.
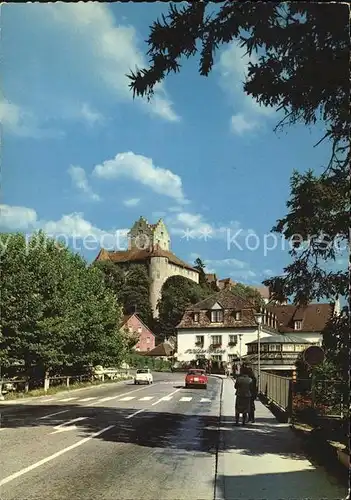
[120,264,154,327]
[93,261,154,328]
[128,3,349,374]
[93,260,125,298]
[156,275,210,339]
[0,232,131,376]
[231,283,265,310]
[193,257,217,291]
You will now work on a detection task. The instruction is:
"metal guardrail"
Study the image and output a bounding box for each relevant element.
[256,371,291,413]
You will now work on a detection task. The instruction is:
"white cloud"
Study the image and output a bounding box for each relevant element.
[123,198,140,207]
[93,151,187,203]
[217,42,276,135]
[0,204,38,230]
[68,166,100,201]
[230,269,257,281]
[0,100,61,138]
[3,3,179,134]
[79,103,104,127]
[230,113,257,135]
[263,269,274,276]
[0,204,128,251]
[167,211,246,242]
[205,258,248,270]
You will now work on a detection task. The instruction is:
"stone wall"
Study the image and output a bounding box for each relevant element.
[149,257,199,317]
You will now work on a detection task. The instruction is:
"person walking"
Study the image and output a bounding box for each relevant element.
[247,366,258,423]
[234,365,252,425]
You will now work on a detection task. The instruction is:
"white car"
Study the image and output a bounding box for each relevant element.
[134,369,153,385]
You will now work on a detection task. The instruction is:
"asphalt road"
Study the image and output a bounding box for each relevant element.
[0,372,221,499]
[0,373,347,500]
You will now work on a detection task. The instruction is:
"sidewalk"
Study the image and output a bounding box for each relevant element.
[215,377,347,500]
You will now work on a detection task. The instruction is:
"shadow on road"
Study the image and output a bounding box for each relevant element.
[0,402,319,460]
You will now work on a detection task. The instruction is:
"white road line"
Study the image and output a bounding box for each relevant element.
[119,396,135,402]
[179,397,192,402]
[91,384,156,405]
[39,410,69,420]
[79,397,97,402]
[200,398,211,402]
[139,396,153,401]
[58,397,77,402]
[0,425,115,486]
[42,398,55,402]
[159,396,173,401]
[126,388,182,419]
[49,417,88,434]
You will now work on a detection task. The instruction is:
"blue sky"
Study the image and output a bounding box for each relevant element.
[0,3,347,286]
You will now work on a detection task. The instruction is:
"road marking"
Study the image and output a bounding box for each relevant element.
[159,396,173,401]
[79,397,97,402]
[90,384,155,406]
[42,398,55,402]
[119,396,135,401]
[0,424,115,486]
[126,388,182,419]
[139,396,153,401]
[200,398,211,402]
[58,397,77,402]
[39,410,69,420]
[49,417,88,434]
[180,397,192,402]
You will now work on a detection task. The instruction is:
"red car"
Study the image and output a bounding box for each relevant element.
[185,369,208,389]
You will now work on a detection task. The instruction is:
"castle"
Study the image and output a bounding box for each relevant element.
[95,217,199,316]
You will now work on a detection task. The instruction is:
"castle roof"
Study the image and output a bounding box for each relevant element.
[95,245,198,272]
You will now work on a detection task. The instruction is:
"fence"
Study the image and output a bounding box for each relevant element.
[0,369,132,398]
[258,371,292,413]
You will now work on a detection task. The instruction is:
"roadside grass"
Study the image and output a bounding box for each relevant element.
[2,374,133,400]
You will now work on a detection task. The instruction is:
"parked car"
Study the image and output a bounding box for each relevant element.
[134,369,153,385]
[185,369,208,389]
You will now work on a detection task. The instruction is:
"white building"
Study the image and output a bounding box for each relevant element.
[176,288,278,364]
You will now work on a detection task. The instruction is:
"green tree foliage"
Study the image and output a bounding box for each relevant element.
[92,261,153,328]
[128,2,349,374]
[231,283,265,310]
[156,275,211,339]
[193,257,218,291]
[93,260,125,298]
[120,264,154,327]
[1,232,131,375]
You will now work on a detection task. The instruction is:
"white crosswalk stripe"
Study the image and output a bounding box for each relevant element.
[200,398,211,402]
[139,396,154,401]
[119,396,135,401]
[59,397,77,402]
[79,397,97,402]
[179,397,192,402]
[159,396,173,401]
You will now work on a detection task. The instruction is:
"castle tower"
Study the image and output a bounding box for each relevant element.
[128,216,170,251]
[149,255,169,317]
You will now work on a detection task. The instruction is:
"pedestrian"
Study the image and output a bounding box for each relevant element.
[234,365,252,425]
[246,366,258,423]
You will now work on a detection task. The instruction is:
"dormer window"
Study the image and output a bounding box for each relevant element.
[211,310,223,323]
[234,311,241,321]
[194,312,199,322]
[294,320,302,330]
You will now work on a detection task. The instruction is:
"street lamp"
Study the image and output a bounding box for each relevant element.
[254,311,263,393]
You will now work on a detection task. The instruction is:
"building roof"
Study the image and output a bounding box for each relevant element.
[177,288,274,330]
[95,245,197,272]
[144,342,174,357]
[246,334,313,345]
[266,303,334,333]
[119,313,155,336]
